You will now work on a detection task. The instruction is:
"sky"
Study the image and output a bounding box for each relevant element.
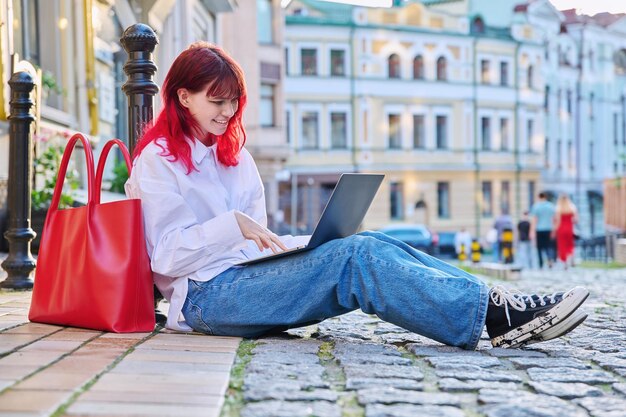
[545,0,624,16]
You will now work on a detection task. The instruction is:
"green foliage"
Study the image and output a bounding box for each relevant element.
[41,70,63,95]
[31,144,79,211]
[109,160,129,194]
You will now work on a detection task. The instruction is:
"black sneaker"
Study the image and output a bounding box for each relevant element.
[486,285,589,348]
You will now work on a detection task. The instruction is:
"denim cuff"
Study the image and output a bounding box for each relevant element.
[466,282,489,350]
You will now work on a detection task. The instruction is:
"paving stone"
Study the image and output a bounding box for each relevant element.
[478,389,589,416]
[486,348,548,358]
[334,342,403,356]
[336,352,412,366]
[243,385,338,402]
[425,356,503,368]
[343,364,424,380]
[244,374,329,390]
[365,404,465,417]
[576,396,626,416]
[406,344,483,357]
[613,383,626,395]
[251,352,320,365]
[379,332,434,344]
[527,381,604,399]
[481,402,589,417]
[509,357,591,370]
[253,340,321,354]
[317,322,374,341]
[241,400,341,417]
[438,378,519,392]
[435,364,523,382]
[246,361,325,376]
[527,366,617,384]
[346,377,423,390]
[357,388,463,406]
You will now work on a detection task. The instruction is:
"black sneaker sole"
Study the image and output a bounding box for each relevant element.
[491,286,589,348]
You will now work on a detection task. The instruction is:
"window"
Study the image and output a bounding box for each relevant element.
[501,181,510,215]
[544,137,550,168]
[528,181,535,209]
[481,181,493,217]
[500,118,509,151]
[388,54,400,78]
[301,48,317,75]
[589,92,594,118]
[567,140,573,170]
[413,55,424,79]
[284,47,290,75]
[413,115,425,148]
[301,111,319,149]
[481,117,491,150]
[436,56,447,81]
[527,65,534,89]
[544,86,550,110]
[286,110,291,144]
[13,0,40,65]
[614,113,619,145]
[567,90,572,114]
[471,16,485,34]
[557,139,562,169]
[500,61,508,86]
[330,49,346,76]
[436,115,448,149]
[388,114,402,149]
[259,84,274,127]
[527,119,534,151]
[330,112,347,149]
[390,182,404,220]
[437,182,450,219]
[257,0,273,44]
[589,142,594,172]
[481,60,490,84]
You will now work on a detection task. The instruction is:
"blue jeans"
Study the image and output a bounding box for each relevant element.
[182,231,489,350]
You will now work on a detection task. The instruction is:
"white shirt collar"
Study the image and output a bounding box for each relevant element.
[189,137,216,165]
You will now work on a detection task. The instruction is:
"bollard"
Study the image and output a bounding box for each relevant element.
[458,243,467,262]
[120,23,159,153]
[120,24,165,325]
[0,71,37,289]
[501,228,514,264]
[471,239,481,263]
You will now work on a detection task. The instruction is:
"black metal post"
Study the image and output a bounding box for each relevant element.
[1,71,36,289]
[120,24,166,325]
[120,23,159,154]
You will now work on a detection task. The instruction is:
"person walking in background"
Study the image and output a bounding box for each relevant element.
[454,227,472,260]
[493,213,513,262]
[530,192,556,269]
[554,194,578,269]
[517,212,533,269]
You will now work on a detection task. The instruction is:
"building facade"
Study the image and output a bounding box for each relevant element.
[282,0,626,239]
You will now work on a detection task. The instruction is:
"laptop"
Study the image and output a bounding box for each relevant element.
[237,173,385,266]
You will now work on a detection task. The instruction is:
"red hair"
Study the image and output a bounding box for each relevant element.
[134,42,248,172]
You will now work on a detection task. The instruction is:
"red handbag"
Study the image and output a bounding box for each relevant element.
[29,134,155,332]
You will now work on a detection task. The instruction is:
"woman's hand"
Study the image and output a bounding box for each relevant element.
[234,211,289,253]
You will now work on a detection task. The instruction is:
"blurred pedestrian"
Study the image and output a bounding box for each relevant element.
[530,192,556,269]
[517,211,533,269]
[454,227,472,260]
[493,213,513,262]
[554,194,578,269]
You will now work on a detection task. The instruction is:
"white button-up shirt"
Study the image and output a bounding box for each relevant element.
[125,137,306,331]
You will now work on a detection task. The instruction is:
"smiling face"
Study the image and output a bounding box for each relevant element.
[178,85,240,145]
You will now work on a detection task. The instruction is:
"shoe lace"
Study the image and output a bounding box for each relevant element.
[489,285,560,327]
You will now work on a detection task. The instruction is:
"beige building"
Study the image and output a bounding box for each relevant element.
[283,0,546,237]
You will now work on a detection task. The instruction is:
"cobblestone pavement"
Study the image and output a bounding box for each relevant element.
[235,267,626,417]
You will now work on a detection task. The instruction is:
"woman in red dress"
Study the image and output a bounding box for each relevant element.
[554,194,578,268]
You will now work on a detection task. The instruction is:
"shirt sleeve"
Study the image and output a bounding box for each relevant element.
[126,151,246,278]
[241,149,267,227]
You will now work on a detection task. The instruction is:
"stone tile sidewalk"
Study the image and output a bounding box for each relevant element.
[0,290,240,417]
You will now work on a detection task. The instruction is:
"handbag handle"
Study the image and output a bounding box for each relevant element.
[49,133,95,212]
[94,139,132,205]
